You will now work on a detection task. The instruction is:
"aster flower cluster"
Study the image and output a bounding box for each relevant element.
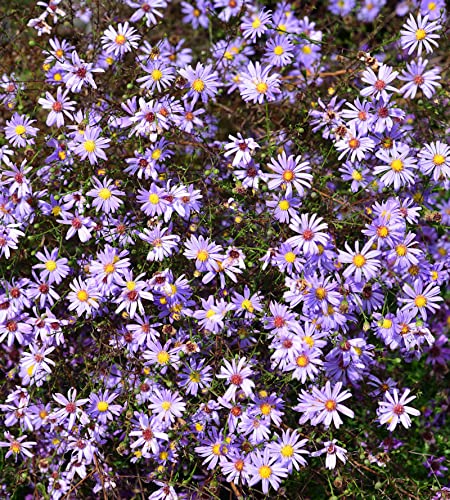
[0,0,449,499]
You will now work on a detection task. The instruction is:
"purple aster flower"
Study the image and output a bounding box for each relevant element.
[86,176,124,214]
[398,57,441,99]
[181,0,209,29]
[129,413,169,456]
[220,451,251,485]
[101,22,140,57]
[287,348,323,383]
[274,243,304,275]
[374,142,417,190]
[418,141,450,181]
[311,440,347,469]
[71,126,111,165]
[241,9,272,41]
[138,225,180,262]
[143,339,181,374]
[217,357,255,401]
[137,60,176,92]
[234,161,267,190]
[239,61,281,104]
[193,295,230,333]
[33,247,70,284]
[179,359,213,396]
[195,429,231,470]
[400,279,443,320]
[377,388,420,431]
[67,277,101,317]
[137,184,170,218]
[360,64,399,101]
[400,13,441,56]
[57,211,93,242]
[266,193,301,223]
[338,241,381,283]
[341,98,374,136]
[264,35,295,67]
[287,213,329,255]
[87,391,122,424]
[0,224,25,259]
[311,381,354,428]
[423,456,449,478]
[51,387,89,431]
[328,0,356,16]
[247,447,289,494]
[1,159,32,198]
[420,0,446,20]
[0,432,36,462]
[268,429,309,472]
[61,51,104,92]
[386,232,422,270]
[37,87,75,127]
[334,125,375,162]
[178,62,221,105]
[184,235,223,272]
[4,113,39,148]
[148,388,186,423]
[114,271,153,319]
[128,0,167,26]
[223,133,259,166]
[266,151,312,196]
[0,314,33,346]
[231,286,263,318]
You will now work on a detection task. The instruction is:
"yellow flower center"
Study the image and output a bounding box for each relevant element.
[296,354,309,367]
[148,193,160,204]
[193,8,201,16]
[115,34,126,45]
[315,287,327,300]
[252,18,261,29]
[284,251,296,263]
[278,200,290,210]
[55,49,64,58]
[377,226,389,238]
[15,125,26,136]
[273,45,284,55]
[415,29,426,40]
[381,318,392,329]
[428,1,436,9]
[151,69,163,81]
[126,281,136,291]
[433,154,445,165]
[391,159,404,172]
[104,263,115,274]
[241,299,254,312]
[281,444,294,458]
[431,270,438,280]
[98,188,112,200]
[161,401,172,411]
[84,140,96,153]
[205,309,216,319]
[260,402,272,415]
[197,249,209,262]
[414,295,427,308]
[352,170,363,181]
[302,45,312,55]
[77,290,89,302]
[396,244,407,256]
[157,351,170,364]
[54,73,62,81]
[189,371,201,383]
[97,401,109,412]
[106,57,114,65]
[10,442,21,454]
[45,260,57,272]
[27,365,35,376]
[256,82,268,94]
[152,149,162,160]
[212,443,221,455]
[303,335,314,348]
[282,170,294,181]
[192,79,205,92]
[51,206,62,216]
[352,254,366,268]
[259,465,272,479]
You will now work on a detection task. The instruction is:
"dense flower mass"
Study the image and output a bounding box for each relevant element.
[0,0,449,499]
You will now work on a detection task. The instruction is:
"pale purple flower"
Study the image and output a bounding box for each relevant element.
[86,176,124,213]
[37,87,75,127]
[360,64,399,101]
[311,440,347,470]
[217,357,255,401]
[4,113,39,148]
[148,388,186,423]
[178,63,221,105]
[101,22,140,57]
[400,279,443,320]
[266,151,312,197]
[338,241,381,282]
[223,133,259,166]
[334,125,375,162]
[71,126,111,165]
[400,13,441,56]
[377,388,420,431]
[67,277,101,317]
[418,141,450,181]
[0,432,36,461]
[287,213,329,255]
[239,61,281,104]
[62,51,104,92]
[398,57,441,99]
[51,388,89,431]
[247,448,289,494]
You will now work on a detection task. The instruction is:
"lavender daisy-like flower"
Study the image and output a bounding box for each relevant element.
[266,151,312,197]
[129,414,169,455]
[148,388,186,423]
[86,176,124,214]
[311,440,347,470]
[334,125,375,162]
[52,387,89,431]
[264,35,295,67]
[418,141,450,181]
[4,113,39,148]
[239,61,281,104]
[400,13,441,56]
[137,60,176,92]
[217,357,255,401]
[178,62,221,105]
[241,9,272,41]
[128,0,167,26]
[114,271,153,319]
[67,277,100,317]
[101,22,140,57]
[0,432,36,462]
[311,381,354,428]
[377,388,420,431]
[287,213,329,255]
[398,57,441,99]
[87,391,122,424]
[72,126,111,165]
[268,429,309,471]
[184,235,223,272]
[247,447,289,494]
[374,143,418,190]
[400,279,443,320]
[57,211,93,242]
[61,51,104,92]
[139,225,180,262]
[338,241,381,282]
[223,133,259,166]
[33,247,70,284]
[37,87,75,127]
[360,64,399,101]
